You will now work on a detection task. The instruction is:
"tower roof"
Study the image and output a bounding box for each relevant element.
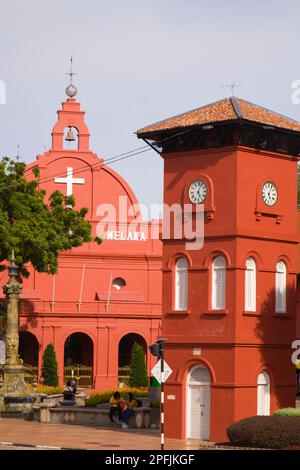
[137,97,300,138]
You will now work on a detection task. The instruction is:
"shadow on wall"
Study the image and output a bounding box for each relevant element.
[0,299,38,331]
[254,284,297,402]
[19,299,38,330]
[0,298,38,331]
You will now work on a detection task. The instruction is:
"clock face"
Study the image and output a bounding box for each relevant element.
[262,181,278,206]
[189,180,207,204]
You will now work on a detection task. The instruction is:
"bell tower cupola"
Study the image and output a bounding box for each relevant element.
[51,58,90,152]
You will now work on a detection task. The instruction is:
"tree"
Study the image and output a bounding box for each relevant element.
[41,343,59,386]
[0,157,101,278]
[129,342,148,388]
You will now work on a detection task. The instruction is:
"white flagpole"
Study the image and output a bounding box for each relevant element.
[78,264,86,312]
[51,274,56,311]
[106,274,113,313]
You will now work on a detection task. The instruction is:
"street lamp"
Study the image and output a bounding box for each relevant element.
[0,251,34,414]
[8,252,19,278]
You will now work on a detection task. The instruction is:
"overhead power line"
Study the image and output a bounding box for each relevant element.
[26,129,191,186]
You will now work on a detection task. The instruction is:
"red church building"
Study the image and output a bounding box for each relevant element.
[138,96,300,442]
[2,87,162,390]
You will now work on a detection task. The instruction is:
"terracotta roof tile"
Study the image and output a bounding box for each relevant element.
[137,97,300,136]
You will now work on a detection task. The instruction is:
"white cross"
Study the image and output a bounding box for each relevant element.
[54,167,85,196]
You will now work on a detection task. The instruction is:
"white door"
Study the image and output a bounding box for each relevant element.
[257,371,270,416]
[187,366,211,440]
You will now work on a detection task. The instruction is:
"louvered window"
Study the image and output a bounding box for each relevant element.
[275,261,286,313]
[212,256,226,310]
[245,257,256,312]
[175,257,188,311]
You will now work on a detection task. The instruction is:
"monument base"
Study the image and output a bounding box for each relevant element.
[0,363,37,413]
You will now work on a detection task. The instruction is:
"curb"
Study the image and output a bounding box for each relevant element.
[0,441,88,450]
[200,444,272,451]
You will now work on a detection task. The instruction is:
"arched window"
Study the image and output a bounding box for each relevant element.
[175,257,188,311]
[245,257,256,312]
[212,256,226,310]
[275,261,286,313]
[112,278,126,291]
[257,371,270,416]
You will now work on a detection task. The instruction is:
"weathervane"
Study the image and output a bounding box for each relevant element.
[66,56,77,84]
[221,79,245,96]
[65,57,78,98]
[16,143,21,162]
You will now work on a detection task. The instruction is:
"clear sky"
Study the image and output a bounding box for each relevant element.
[1,0,300,213]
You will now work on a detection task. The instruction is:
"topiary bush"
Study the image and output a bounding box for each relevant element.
[41,344,59,387]
[274,408,300,417]
[129,342,149,388]
[227,416,300,449]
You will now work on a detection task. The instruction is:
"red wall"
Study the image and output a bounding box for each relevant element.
[161,145,298,441]
[0,97,163,390]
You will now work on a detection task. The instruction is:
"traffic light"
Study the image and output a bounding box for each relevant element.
[149,338,167,358]
[148,342,161,357]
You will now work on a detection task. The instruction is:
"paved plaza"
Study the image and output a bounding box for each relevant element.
[0,419,208,451]
[0,400,298,450]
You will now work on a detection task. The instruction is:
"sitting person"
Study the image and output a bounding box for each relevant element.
[63,380,76,402]
[70,380,77,395]
[109,391,123,425]
[122,392,137,429]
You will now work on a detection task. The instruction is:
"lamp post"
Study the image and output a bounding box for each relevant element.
[0,252,34,412]
[4,252,23,366]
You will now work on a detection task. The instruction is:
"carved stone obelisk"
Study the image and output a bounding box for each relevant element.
[0,253,35,412]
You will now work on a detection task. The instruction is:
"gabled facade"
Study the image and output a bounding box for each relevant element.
[0,94,163,389]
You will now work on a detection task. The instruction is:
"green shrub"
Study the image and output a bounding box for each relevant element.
[41,344,59,387]
[129,342,149,388]
[227,416,300,449]
[274,408,300,417]
[84,387,148,406]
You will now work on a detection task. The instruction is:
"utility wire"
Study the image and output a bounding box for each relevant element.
[36,148,151,185]
[27,129,191,186]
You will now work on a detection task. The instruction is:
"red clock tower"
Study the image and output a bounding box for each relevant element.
[138,97,299,441]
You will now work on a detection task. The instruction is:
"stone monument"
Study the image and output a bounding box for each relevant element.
[0,252,36,413]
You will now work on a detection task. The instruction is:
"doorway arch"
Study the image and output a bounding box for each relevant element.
[186,365,211,440]
[118,333,147,385]
[118,333,147,367]
[64,332,93,387]
[19,331,39,384]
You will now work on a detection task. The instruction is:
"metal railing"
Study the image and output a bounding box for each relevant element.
[64,364,93,388]
[118,365,131,386]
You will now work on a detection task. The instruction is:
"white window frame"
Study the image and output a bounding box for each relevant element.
[175,257,188,311]
[275,261,286,313]
[245,257,256,312]
[212,256,226,310]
